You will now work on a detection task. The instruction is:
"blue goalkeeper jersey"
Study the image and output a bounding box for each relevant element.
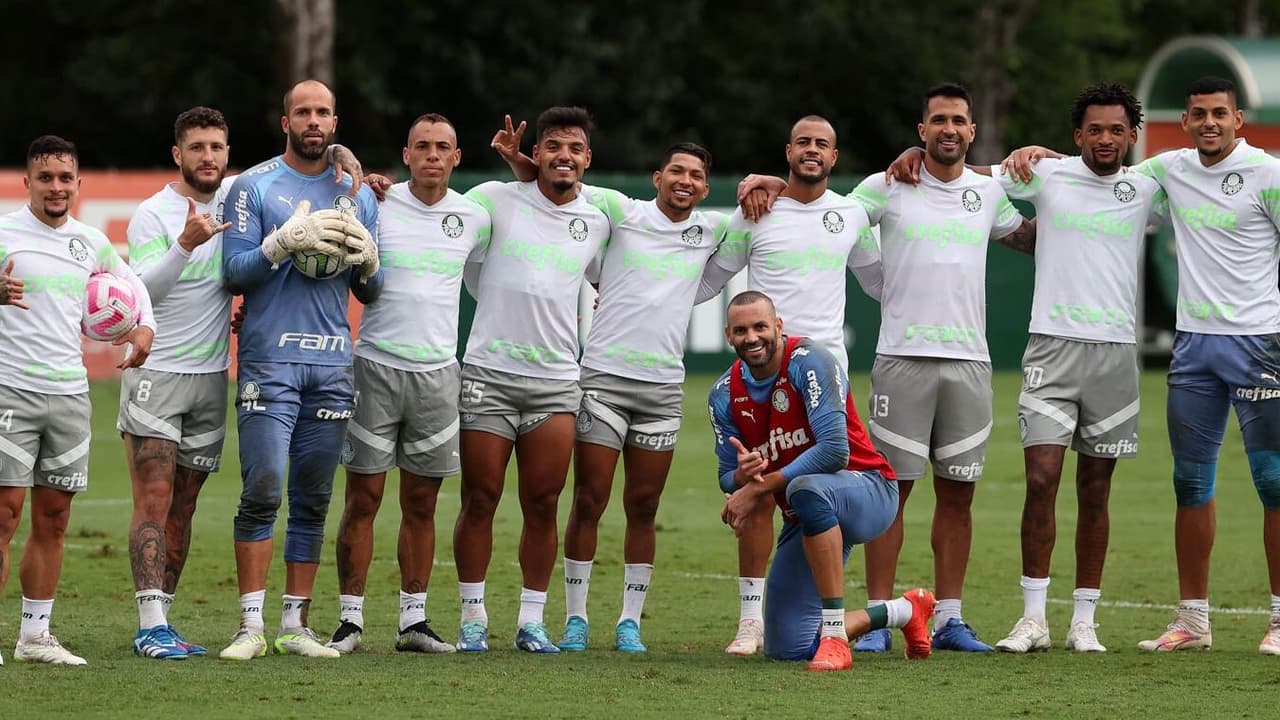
[222,155,383,366]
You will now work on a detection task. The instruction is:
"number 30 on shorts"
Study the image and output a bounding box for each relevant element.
[1023,366,1044,390]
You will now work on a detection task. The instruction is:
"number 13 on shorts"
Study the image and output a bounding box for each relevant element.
[870,393,889,418]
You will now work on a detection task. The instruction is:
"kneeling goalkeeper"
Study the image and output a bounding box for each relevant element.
[710,291,934,671]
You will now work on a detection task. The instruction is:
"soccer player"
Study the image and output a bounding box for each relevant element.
[219,80,383,660]
[0,135,156,665]
[326,113,488,655]
[695,115,883,655]
[710,290,934,671]
[120,107,235,660]
[1004,76,1280,655]
[124,108,365,661]
[492,122,730,652]
[846,83,1034,653]
[451,107,611,653]
[985,85,1163,652]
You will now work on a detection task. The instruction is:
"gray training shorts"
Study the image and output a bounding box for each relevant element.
[0,385,91,492]
[866,354,993,482]
[1018,334,1140,458]
[576,366,683,452]
[344,356,461,477]
[117,367,228,472]
[458,364,582,441]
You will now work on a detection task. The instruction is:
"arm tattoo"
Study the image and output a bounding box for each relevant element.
[996,218,1037,255]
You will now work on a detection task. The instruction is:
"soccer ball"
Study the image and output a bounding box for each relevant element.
[291,246,344,280]
[82,272,140,342]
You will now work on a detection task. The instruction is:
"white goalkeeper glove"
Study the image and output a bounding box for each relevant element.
[261,200,349,265]
[337,211,380,282]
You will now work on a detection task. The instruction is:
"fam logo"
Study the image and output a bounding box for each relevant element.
[568,217,589,242]
[822,210,845,233]
[1113,180,1136,203]
[771,388,790,412]
[334,195,357,212]
[681,225,704,246]
[67,237,88,262]
[240,381,261,402]
[442,213,465,238]
[961,189,983,213]
[1222,172,1244,196]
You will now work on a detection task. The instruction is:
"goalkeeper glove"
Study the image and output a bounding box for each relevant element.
[261,200,349,265]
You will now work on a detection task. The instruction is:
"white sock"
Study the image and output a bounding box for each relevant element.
[884,597,914,628]
[517,587,546,627]
[399,590,427,630]
[564,558,593,620]
[459,581,487,624]
[1021,576,1050,623]
[159,591,174,623]
[19,597,53,640]
[136,589,167,630]
[281,594,309,631]
[738,577,765,623]
[821,607,845,639]
[933,598,962,633]
[239,590,266,634]
[1071,587,1101,626]
[618,563,653,626]
[339,594,364,628]
[1178,598,1210,630]
[1271,594,1280,617]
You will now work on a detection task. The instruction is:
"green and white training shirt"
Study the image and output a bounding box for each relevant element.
[126,179,233,374]
[995,157,1166,344]
[580,186,728,384]
[851,166,1023,362]
[0,205,155,394]
[704,190,879,375]
[1133,140,1280,335]
[355,183,491,372]
[461,180,611,381]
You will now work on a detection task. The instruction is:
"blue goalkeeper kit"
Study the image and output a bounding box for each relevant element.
[222,156,383,562]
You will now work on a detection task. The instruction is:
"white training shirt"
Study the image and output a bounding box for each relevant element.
[461,180,611,381]
[126,178,234,373]
[851,166,1023,362]
[995,157,1166,343]
[0,205,155,394]
[354,184,491,372]
[1133,140,1280,335]
[707,190,878,375]
[580,187,727,383]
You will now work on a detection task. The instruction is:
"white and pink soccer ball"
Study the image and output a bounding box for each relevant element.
[82,272,140,342]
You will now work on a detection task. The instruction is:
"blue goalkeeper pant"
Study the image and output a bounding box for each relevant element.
[233,361,354,563]
[764,469,898,661]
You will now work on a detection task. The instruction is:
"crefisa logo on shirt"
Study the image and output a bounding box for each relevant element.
[772,388,790,412]
[822,211,844,233]
[67,237,88,262]
[568,218,589,242]
[442,213,464,238]
[1222,172,1244,196]
[961,189,983,213]
[681,225,703,246]
[334,195,357,211]
[1113,181,1136,203]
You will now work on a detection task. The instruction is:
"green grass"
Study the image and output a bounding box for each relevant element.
[2,371,1278,718]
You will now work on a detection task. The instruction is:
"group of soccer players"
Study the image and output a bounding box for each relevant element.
[1,72,1279,671]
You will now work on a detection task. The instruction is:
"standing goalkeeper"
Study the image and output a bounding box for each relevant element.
[219,80,382,660]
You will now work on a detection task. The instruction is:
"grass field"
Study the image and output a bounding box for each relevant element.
[1,371,1277,718]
